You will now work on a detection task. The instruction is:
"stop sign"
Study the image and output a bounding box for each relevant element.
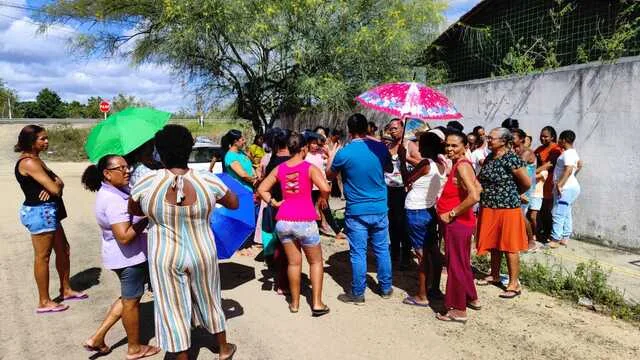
[99,100,111,113]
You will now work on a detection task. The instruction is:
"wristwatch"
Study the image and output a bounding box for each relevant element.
[449,209,457,218]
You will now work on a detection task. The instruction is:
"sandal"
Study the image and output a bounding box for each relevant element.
[312,305,330,317]
[288,305,299,313]
[125,345,161,360]
[220,343,237,360]
[402,296,430,307]
[467,302,482,311]
[499,289,522,299]
[475,277,499,286]
[436,312,467,324]
[82,340,111,354]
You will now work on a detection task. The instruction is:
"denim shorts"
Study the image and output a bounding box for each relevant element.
[406,208,437,251]
[19,202,59,235]
[275,220,321,247]
[529,196,543,211]
[113,262,149,299]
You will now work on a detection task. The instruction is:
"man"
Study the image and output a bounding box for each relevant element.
[384,118,411,270]
[327,113,394,304]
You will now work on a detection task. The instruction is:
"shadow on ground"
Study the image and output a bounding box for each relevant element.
[325,250,420,298]
[54,267,101,302]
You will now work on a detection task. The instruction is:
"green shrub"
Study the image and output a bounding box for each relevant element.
[472,254,640,323]
[42,125,90,161]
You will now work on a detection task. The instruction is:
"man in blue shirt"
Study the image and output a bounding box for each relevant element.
[327,113,394,304]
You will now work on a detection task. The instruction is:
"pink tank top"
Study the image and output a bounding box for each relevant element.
[275,161,317,221]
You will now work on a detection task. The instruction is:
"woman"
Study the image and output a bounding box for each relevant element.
[264,128,293,295]
[435,131,481,323]
[81,155,160,359]
[476,128,532,299]
[512,129,539,251]
[305,133,346,240]
[248,134,266,168]
[129,125,238,360]
[549,130,581,248]
[14,125,86,313]
[258,133,331,316]
[401,132,447,307]
[534,126,563,242]
[221,129,256,190]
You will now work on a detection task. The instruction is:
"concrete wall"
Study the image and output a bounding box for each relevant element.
[437,57,640,250]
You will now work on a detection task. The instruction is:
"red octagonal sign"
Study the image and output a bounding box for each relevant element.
[99,100,111,113]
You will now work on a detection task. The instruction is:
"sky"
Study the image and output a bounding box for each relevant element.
[0,0,481,114]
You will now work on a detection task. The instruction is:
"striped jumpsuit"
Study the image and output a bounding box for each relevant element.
[131,169,228,352]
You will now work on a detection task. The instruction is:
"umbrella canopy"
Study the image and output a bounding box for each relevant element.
[355,82,462,121]
[85,107,171,163]
[210,172,256,260]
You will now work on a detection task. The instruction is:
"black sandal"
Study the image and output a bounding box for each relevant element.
[312,305,330,317]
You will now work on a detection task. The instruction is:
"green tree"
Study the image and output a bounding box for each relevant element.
[110,93,149,112]
[0,79,19,118]
[34,88,68,118]
[66,100,86,118]
[84,96,104,118]
[42,0,446,131]
[18,101,41,118]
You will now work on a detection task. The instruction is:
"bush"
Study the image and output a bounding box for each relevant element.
[472,254,640,323]
[42,125,90,161]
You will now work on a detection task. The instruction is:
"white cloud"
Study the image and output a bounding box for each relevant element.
[445,0,482,25]
[0,11,192,112]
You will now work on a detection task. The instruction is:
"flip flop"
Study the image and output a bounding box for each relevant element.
[402,296,430,307]
[436,313,467,324]
[312,305,330,317]
[467,302,482,311]
[475,277,499,286]
[83,340,111,354]
[220,343,237,360]
[63,293,89,301]
[499,289,522,299]
[125,345,161,360]
[288,305,299,313]
[36,303,69,314]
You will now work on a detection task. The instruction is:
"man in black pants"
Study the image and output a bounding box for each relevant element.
[385,119,410,270]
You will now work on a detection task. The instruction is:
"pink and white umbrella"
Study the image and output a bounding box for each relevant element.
[355,82,462,121]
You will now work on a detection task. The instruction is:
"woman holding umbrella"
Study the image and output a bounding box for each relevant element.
[81,155,160,359]
[129,125,238,359]
[14,124,86,314]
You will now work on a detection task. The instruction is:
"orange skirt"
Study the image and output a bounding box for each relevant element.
[476,207,527,255]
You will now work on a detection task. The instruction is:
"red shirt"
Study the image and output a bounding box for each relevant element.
[436,159,476,226]
[534,143,563,199]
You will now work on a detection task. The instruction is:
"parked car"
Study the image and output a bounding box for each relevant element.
[188,137,223,173]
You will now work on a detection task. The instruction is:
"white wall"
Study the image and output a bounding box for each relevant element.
[438,57,640,249]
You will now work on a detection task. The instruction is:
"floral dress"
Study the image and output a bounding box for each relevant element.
[478,151,525,209]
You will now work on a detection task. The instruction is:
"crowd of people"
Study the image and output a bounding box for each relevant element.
[13,113,582,357]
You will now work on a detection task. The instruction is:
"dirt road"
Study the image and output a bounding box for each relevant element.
[0,124,638,359]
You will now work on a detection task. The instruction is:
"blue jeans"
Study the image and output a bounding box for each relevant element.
[551,185,581,241]
[344,213,392,297]
[406,208,436,251]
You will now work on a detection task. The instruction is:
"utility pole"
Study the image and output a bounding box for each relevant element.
[7,96,12,119]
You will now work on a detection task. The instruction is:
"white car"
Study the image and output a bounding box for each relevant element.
[188,138,223,174]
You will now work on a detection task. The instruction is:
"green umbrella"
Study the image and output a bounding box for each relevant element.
[85,107,171,163]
